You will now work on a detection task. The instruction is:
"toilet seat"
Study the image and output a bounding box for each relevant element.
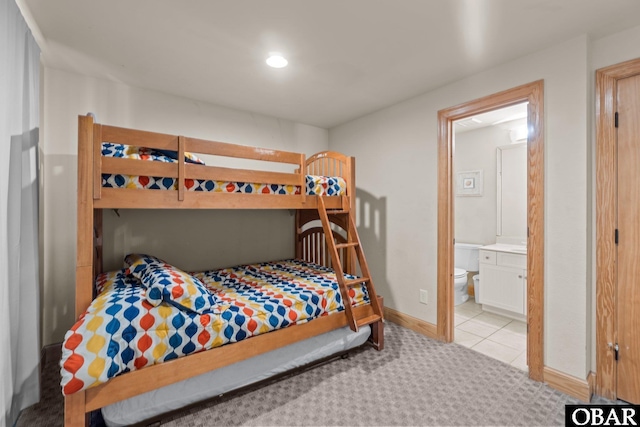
[454,268,467,279]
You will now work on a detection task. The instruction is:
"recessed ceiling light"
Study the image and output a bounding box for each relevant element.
[266,54,288,68]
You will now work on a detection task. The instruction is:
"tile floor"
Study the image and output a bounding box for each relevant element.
[454,299,528,371]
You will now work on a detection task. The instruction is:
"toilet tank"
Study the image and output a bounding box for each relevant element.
[455,243,482,271]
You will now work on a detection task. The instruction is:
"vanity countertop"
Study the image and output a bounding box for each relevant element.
[480,243,527,254]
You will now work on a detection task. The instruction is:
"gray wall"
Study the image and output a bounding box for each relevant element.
[329,36,590,379]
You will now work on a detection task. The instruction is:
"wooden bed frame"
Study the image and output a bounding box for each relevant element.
[66,115,384,426]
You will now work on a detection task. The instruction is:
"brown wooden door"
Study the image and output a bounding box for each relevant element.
[616,73,640,404]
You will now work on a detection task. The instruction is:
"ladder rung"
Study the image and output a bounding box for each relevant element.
[344,277,370,287]
[356,314,382,328]
[335,242,359,249]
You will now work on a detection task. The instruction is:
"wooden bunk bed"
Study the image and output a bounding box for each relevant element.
[64,114,384,426]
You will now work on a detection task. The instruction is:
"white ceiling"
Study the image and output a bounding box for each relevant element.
[20,0,640,128]
[455,103,528,133]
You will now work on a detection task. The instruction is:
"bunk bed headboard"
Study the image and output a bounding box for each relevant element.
[299,152,356,273]
[306,151,356,213]
[298,226,348,269]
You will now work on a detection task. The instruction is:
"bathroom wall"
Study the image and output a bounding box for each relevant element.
[41,67,329,345]
[497,142,527,242]
[454,124,515,246]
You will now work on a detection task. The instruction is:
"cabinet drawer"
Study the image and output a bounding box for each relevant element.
[497,252,527,269]
[479,250,496,265]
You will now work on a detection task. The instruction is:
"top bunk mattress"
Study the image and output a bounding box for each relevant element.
[60,258,369,395]
[101,143,347,196]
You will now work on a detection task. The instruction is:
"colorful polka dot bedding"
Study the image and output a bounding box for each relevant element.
[60,258,369,395]
[100,143,347,196]
[124,254,219,314]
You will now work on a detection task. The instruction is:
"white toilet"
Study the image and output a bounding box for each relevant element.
[454,243,481,306]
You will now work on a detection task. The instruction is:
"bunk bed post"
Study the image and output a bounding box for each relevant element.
[371,295,384,351]
[294,154,304,261]
[178,135,186,201]
[76,115,95,318]
[65,387,88,426]
[348,156,356,212]
[92,124,102,200]
[295,210,302,259]
[299,153,306,204]
[346,157,357,275]
[94,209,103,280]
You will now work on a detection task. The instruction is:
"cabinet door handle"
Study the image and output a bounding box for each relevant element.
[518,275,523,279]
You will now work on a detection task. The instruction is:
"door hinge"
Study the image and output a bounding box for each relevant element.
[615,229,619,245]
[614,343,619,361]
[615,112,619,128]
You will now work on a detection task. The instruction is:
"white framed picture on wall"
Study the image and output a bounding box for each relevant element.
[456,170,483,196]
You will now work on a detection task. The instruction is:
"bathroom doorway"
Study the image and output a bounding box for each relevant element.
[452,103,529,372]
[436,80,544,382]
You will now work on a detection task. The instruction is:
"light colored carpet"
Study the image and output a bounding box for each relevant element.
[19,322,588,426]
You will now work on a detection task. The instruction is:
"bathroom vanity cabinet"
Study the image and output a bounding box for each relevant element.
[478,246,527,317]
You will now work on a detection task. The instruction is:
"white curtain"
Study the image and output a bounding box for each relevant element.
[0,0,41,426]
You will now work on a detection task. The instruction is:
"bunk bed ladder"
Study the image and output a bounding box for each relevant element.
[317,197,384,332]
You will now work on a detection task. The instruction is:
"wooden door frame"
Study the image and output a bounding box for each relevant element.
[595,57,640,400]
[437,80,545,382]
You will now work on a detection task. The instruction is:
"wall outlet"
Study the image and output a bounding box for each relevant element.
[419,289,428,304]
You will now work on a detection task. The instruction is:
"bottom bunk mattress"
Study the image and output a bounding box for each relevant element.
[101,324,370,426]
[61,258,370,395]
